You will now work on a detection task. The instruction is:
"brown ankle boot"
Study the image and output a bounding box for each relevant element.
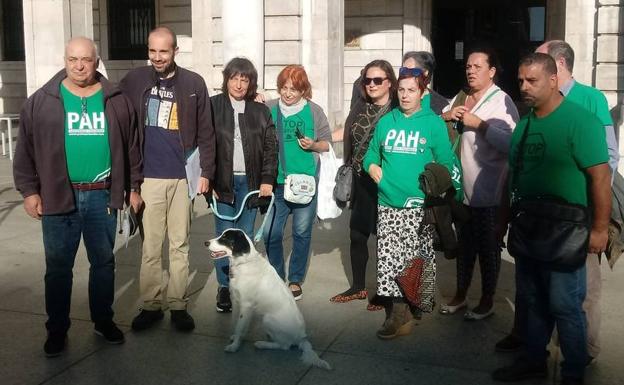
[376,303,414,340]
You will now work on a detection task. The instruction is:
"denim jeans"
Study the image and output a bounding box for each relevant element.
[42,189,117,334]
[516,257,588,380]
[262,184,317,283]
[213,175,258,286]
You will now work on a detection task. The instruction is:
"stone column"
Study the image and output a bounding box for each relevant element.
[403,0,432,53]
[23,0,94,96]
[222,0,264,87]
[191,0,212,84]
[564,0,597,84]
[327,0,344,127]
[301,0,329,120]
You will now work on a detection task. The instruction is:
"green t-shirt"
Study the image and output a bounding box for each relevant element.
[272,103,317,183]
[566,81,613,126]
[422,93,431,109]
[363,107,459,208]
[509,99,608,206]
[61,84,111,183]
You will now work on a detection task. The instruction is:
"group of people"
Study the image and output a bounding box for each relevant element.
[330,42,615,385]
[13,24,616,385]
[13,27,330,356]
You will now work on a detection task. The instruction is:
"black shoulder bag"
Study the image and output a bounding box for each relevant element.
[507,116,591,272]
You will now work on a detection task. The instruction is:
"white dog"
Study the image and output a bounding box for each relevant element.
[205,229,331,370]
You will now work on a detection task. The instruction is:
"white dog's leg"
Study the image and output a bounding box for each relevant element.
[254,340,284,350]
[224,306,253,353]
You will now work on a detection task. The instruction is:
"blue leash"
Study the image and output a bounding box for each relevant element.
[210,190,275,243]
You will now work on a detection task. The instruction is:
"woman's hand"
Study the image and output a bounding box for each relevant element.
[258,183,273,197]
[443,105,468,122]
[368,164,383,184]
[298,138,329,152]
[461,112,486,131]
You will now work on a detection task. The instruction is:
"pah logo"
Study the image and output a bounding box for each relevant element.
[67,112,106,136]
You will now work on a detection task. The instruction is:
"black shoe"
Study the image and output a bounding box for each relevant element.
[131,309,164,331]
[495,333,523,352]
[94,321,125,344]
[216,287,232,313]
[492,357,547,382]
[44,332,67,358]
[561,377,584,385]
[171,310,195,332]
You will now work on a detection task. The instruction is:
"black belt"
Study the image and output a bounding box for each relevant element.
[72,180,111,191]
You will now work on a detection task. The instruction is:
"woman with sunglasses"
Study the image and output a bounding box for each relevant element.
[263,65,332,300]
[363,67,459,339]
[439,46,519,320]
[329,60,397,308]
[210,57,278,313]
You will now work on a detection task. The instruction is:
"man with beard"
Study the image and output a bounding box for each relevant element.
[120,26,215,332]
[492,53,610,385]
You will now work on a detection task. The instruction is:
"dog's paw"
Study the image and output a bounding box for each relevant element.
[224,341,240,353]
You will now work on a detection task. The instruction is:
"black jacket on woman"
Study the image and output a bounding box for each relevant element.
[210,93,278,205]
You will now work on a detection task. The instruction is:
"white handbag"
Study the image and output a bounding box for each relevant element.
[283,174,316,204]
[317,145,342,219]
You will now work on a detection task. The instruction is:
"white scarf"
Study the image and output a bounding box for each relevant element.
[278,98,308,118]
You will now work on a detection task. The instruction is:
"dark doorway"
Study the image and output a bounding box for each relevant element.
[431,0,546,100]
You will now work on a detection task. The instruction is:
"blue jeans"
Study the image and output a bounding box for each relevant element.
[262,184,317,283]
[42,189,117,334]
[516,257,588,380]
[213,175,258,286]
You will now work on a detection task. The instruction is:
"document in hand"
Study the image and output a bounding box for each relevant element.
[185,147,202,199]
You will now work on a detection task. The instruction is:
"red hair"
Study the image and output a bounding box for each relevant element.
[276,65,312,99]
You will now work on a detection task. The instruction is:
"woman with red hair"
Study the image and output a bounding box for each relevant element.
[263,65,332,300]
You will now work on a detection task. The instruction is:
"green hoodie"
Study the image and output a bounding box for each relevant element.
[363,107,459,208]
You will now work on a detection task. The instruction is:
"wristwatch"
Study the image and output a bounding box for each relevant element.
[130,188,141,193]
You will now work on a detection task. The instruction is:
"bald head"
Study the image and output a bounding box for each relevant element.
[64,37,100,88]
[536,40,574,73]
[149,26,177,50]
[65,37,98,60]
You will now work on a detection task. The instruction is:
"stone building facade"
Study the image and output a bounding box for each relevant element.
[0,0,622,156]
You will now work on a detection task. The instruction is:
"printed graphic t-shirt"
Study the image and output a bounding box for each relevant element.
[509,98,608,206]
[143,76,186,179]
[61,84,111,183]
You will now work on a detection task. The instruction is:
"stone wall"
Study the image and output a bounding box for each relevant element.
[595,0,624,162]
[343,0,404,112]
[0,62,26,114]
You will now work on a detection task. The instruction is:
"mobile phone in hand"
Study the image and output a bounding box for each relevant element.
[295,127,305,139]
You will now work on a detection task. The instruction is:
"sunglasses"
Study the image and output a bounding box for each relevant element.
[363,77,388,86]
[399,67,424,77]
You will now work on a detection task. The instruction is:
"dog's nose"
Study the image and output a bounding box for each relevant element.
[204,241,210,247]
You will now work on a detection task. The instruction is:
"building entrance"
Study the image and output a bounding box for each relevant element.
[431,0,546,100]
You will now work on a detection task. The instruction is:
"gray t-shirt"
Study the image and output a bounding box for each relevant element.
[231,97,246,173]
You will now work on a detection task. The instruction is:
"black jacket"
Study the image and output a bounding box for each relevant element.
[119,65,216,179]
[13,70,141,214]
[210,93,278,204]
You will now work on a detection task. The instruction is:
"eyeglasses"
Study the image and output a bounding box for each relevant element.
[81,97,88,117]
[398,67,424,78]
[363,77,387,86]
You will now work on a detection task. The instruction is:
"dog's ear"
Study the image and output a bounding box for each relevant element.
[230,230,251,257]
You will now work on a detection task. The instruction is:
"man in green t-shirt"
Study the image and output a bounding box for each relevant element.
[492,53,611,385]
[13,37,142,357]
[497,39,619,360]
[534,40,618,363]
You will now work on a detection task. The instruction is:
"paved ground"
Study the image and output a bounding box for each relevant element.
[1,154,623,385]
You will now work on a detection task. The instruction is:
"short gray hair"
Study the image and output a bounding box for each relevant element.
[545,40,574,72]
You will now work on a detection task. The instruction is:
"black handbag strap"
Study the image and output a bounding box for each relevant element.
[349,103,387,167]
[511,114,532,196]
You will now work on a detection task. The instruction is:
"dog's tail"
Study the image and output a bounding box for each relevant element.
[299,340,331,370]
